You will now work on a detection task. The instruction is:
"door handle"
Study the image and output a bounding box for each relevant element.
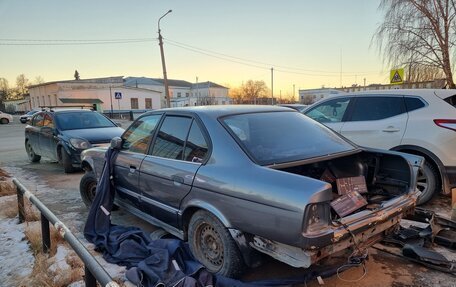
[171,175,184,185]
[382,126,400,132]
[129,165,137,174]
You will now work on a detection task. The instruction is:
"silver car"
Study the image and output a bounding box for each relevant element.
[80,105,421,277]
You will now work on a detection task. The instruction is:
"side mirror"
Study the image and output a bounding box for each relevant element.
[110,137,123,150]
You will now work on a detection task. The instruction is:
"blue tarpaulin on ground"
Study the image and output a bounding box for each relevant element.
[83,148,341,286]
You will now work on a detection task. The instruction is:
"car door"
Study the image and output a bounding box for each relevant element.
[39,113,58,160]
[339,96,408,149]
[113,114,162,209]
[139,115,209,227]
[27,112,45,154]
[304,97,352,132]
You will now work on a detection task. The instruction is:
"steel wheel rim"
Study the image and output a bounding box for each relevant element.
[26,142,35,160]
[87,181,97,202]
[195,222,223,271]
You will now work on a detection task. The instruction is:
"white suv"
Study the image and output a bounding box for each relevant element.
[304,89,456,204]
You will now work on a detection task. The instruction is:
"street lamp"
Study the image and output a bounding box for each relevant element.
[158,9,172,108]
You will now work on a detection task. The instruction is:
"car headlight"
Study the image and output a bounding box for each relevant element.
[303,203,331,233]
[69,138,92,149]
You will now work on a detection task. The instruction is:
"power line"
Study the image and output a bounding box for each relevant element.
[0,38,156,45]
[164,38,379,75]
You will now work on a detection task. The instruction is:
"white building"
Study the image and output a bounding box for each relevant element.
[28,76,162,112]
[124,77,231,107]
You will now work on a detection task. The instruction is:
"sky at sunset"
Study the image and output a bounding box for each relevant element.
[0,0,389,97]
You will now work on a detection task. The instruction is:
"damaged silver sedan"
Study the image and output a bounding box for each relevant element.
[79,106,422,278]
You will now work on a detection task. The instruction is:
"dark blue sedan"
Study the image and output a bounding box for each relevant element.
[25,109,124,172]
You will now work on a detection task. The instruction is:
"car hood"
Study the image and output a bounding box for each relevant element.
[61,127,124,143]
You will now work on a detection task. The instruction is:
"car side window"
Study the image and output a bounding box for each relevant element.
[43,114,54,128]
[405,97,426,112]
[183,121,209,163]
[33,113,44,127]
[305,98,350,123]
[349,97,405,121]
[122,115,161,153]
[151,116,192,160]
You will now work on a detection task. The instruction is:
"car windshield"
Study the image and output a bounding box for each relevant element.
[55,112,115,130]
[222,111,356,165]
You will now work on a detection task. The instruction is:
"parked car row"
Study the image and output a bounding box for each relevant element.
[21,89,455,278]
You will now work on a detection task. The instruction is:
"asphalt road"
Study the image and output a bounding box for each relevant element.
[0,115,454,287]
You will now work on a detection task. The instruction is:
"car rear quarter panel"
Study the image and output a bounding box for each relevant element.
[180,112,332,247]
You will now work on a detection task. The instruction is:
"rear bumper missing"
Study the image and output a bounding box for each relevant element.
[250,191,418,268]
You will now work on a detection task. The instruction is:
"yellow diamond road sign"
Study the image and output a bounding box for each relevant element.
[390,68,404,85]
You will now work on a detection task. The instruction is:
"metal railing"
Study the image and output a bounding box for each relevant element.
[13,178,119,287]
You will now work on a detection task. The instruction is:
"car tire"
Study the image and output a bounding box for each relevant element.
[416,161,439,205]
[188,210,245,278]
[1,118,9,124]
[79,171,97,208]
[60,148,75,173]
[25,140,41,162]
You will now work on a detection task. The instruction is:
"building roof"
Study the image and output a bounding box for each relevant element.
[124,77,193,88]
[191,81,228,89]
[28,76,124,89]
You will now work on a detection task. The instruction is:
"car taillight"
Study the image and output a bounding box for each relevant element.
[434,119,456,132]
[303,203,331,233]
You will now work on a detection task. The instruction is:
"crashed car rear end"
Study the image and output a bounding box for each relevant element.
[80,106,422,277]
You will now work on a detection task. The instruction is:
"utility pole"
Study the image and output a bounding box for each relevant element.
[158,10,172,108]
[109,86,113,117]
[271,67,274,105]
[293,84,295,103]
[196,76,199,106]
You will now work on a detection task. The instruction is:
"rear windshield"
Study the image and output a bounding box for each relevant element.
[221,111,355,165]
[55,112,115,130]
[444,94,456,107]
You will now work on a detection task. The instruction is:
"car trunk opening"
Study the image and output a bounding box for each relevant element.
[275,150,416,223]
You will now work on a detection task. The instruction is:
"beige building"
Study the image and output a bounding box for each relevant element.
[28,76,162,112]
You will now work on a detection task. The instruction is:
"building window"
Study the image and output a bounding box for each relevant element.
[177,92,182,98]
[37,97,40,107]
[42,96,45,106]
[131,98,139,109]
[186,92,189,97]
[145,98,152,109]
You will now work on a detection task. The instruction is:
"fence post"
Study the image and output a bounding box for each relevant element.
[41,213,51,253]
[129,110,134,121]
[17,185,25,223]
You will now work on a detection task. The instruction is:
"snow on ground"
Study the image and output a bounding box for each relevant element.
[0,213,34,287]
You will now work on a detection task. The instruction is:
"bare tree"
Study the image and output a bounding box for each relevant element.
[242,80,268,104]
[0,78,9,109]
[16,74,29,97]
[374,0,456,88]
[229,87,244,104]
[34,76,45,84]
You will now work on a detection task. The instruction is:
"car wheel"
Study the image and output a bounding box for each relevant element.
[79,171,97,208]
[60,148,75,173]
[416,161,439,205]
[25,140,41,162]
[1,118,9,124]
[188,210,245,278]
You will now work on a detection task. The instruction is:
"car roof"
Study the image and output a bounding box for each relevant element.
[142,105,294,118]
[41,108,94,114]
[322,89,456,99]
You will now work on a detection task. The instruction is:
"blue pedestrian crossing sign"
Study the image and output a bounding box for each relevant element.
[114,92,122,99]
